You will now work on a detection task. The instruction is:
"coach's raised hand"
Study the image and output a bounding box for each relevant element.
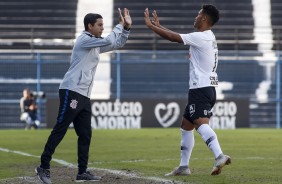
[119,8,132,30]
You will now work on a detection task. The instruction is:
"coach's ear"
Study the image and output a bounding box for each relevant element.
[88,23,93,31]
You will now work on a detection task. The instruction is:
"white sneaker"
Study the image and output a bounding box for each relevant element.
[165,166,191,176]
[211,154,231,175]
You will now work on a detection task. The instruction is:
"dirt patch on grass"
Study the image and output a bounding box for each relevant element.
[0,166,181,184]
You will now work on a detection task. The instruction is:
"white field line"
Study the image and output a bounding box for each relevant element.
[88,156,269,165]
[0,147,185,184]
[0,176,39,183]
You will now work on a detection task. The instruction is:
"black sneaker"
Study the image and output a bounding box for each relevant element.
[76,171,101,182]
[35,166,52,184]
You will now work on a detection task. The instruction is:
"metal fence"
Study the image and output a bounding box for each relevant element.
[0,50,281,128]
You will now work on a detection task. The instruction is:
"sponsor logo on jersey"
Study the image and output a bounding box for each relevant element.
[210,76,218,85]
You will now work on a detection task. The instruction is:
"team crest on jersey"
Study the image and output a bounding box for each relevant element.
[70,99,78,109]
[189,104,195,116]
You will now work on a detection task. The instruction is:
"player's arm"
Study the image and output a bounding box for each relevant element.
[144,8,183,43]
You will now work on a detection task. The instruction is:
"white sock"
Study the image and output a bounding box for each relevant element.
[179,128,194,167]
[197,124,222,158]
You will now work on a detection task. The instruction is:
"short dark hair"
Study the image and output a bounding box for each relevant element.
[202,4,219,26]
[84,13,103,31]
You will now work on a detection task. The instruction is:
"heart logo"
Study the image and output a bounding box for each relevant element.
[154,102,180,128]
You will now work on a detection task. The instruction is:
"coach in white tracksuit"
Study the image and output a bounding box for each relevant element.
[36,8,132,183]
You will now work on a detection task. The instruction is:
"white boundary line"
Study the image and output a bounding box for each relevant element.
[88,156,271,165]
[0,176,39,183]
[0,147,184,184]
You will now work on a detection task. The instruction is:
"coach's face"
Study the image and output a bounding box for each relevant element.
[88,18,104,38]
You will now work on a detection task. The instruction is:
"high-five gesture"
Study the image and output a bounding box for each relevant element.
[119,8,132,30]
[144,8,153,28]
[144,8,161,28]
[144,8,182,43]
[35,10,131,184]
[152,10,160,27]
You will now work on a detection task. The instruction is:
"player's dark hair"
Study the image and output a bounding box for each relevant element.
[202,4,219,26]
[84,13,103,31]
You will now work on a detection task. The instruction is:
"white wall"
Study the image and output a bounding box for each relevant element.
[252,0,276,102]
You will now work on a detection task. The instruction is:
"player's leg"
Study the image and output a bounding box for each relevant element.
[180,117,195,167]
[193,87,231,175]
[194,118,231,175]
[165,99,195,176]
[73,98,101,182]
[194,117,222,159]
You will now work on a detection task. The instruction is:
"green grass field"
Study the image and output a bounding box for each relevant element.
[0,128,282,184]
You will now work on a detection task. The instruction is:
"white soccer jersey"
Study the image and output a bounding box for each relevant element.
[180,30,219,89]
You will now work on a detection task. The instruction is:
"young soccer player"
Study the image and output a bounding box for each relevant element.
[35,8,132,184]
[144,4,231,176]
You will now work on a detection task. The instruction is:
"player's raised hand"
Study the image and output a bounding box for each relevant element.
[144,8,153,28]
[152,10,160,27]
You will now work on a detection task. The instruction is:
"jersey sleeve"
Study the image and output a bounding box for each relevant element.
[180,32,202,47]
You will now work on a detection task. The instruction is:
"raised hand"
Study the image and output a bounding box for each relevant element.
[119,8,132,29]
[152,10,160,27]
[123,8,132,28]
[118,8,125,25]
[144,8,153,28]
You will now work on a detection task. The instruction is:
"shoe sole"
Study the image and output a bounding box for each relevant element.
[211,156,231,175]
[165,169,191,176]
[165,173,190,176]
[75,179,100,182]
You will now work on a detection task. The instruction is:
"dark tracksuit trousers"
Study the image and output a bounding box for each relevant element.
[40,89,92,174]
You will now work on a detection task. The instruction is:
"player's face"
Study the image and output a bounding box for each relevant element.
[89,18,104,38]
[194,9,204,30]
